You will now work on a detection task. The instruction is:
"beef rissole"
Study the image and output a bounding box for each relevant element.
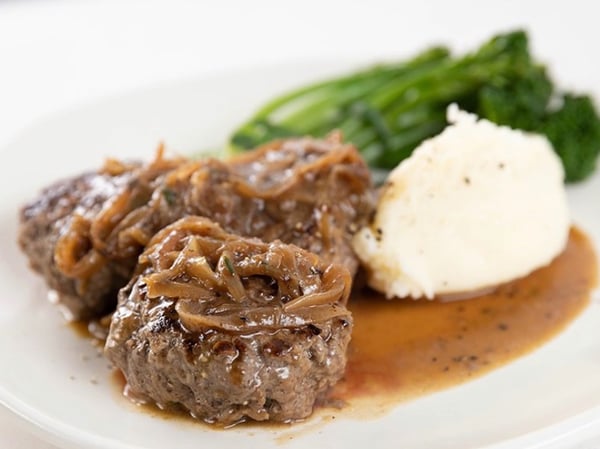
[105,217,353,425]
[18,152,184,319]
[18,135,375,320]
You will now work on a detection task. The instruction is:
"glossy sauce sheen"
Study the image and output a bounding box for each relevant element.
[106,227,597,424]
[333,227,597,408]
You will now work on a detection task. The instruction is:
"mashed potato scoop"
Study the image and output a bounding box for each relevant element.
[353,105,570,299]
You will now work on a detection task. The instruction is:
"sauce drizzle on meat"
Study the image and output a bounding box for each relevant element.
[107,227,597,425]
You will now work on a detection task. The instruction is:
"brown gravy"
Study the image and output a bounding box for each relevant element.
[333,227,597,410]
[105,227,597,424]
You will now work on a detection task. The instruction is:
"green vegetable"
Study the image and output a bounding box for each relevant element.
[161,188,177,206]
[541,95,600,182]
[222,255,236,276]
[230,30,600,183]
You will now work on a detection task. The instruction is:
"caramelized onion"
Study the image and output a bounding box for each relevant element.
[146,280,212,301]
[227,135,365,201]
[139,216,352,333]
[51,135,371,303]
[54,214,106,279]
[284,266,351,311]
[52,146,184,287]
[217,251,247,303]
[176,301,349,333]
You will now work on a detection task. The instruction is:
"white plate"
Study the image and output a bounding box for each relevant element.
[1,62,600,449]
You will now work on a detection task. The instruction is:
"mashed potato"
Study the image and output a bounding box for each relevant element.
[352,105,570,299]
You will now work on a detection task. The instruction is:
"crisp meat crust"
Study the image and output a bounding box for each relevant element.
[105,217,353,425]
[18,135,374,320]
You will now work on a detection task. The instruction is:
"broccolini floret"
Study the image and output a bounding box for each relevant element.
[541,95,600,182]
[230,30,600,183]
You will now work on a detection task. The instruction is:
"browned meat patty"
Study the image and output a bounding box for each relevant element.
[105,217,353,425]
[18,152,184,319]
[19,134,374,320]
[152,132,375,276]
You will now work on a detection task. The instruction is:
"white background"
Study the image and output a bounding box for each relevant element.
[0,1,599,447]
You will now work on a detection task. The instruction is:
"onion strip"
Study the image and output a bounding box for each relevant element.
[139,216,351,333]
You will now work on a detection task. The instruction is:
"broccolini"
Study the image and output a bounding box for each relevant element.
[230,30,600,183]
